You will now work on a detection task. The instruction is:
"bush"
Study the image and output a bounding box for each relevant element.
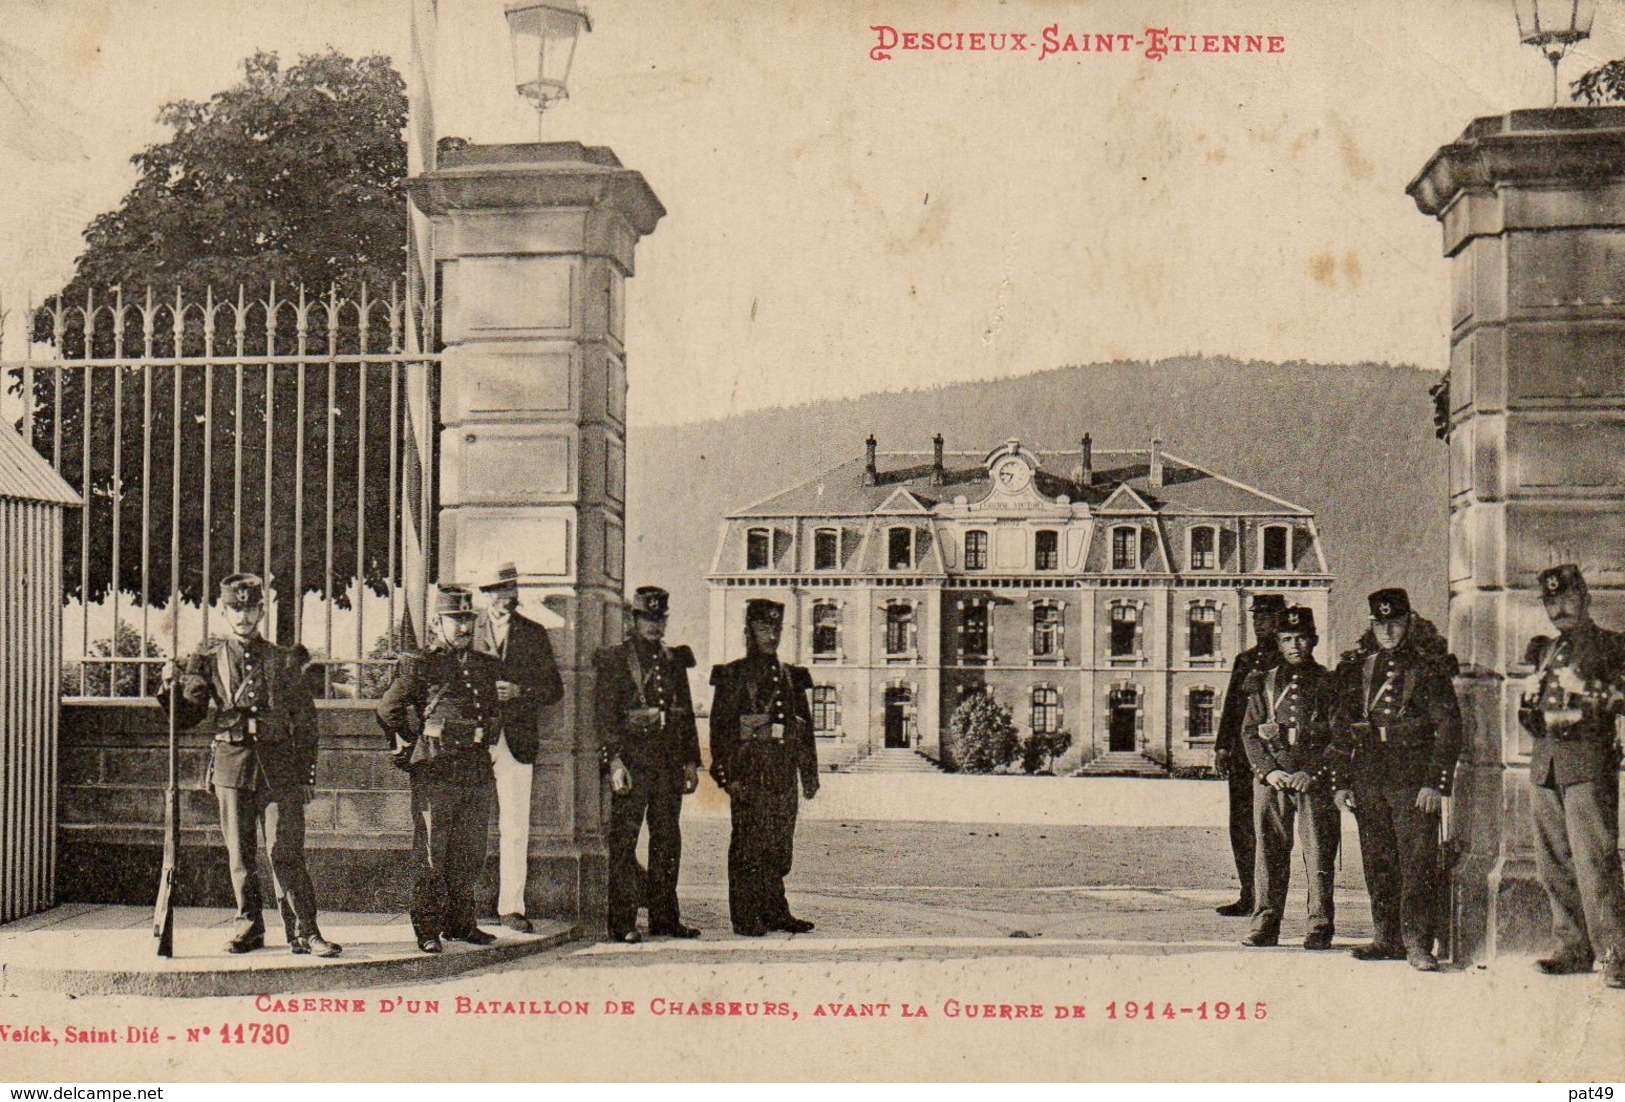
[67,621,167,698]
[949,693,1019,773]
[1020,729,1073,775]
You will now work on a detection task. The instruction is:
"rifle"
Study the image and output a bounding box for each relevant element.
[153,668,180,957]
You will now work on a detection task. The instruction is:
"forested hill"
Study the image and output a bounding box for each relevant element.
[626,357,1446,666]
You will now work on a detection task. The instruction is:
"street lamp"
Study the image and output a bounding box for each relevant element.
[1513,0,1599,106]
[505,0,592,134]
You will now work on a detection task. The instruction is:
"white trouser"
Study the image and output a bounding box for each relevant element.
[489,732,534,916]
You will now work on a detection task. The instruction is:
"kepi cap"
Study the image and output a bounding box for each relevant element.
[434,584,477,618]
[1367,588,1411,622]
[745,598,784,627]
[1539,563,1586,599]
[219,573,265,609]
[1279,606,1317,635]
[1249,594,1288,613]
[629,586,670,620]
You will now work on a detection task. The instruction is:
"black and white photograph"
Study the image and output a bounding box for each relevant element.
[0,0,1623,1084]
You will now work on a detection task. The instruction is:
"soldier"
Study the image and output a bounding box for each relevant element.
[1214,593,1287,917]
[1238,606,1341,950]
[377,585,501,954]
[595,586,702,943]
[1333,588,1462,973]
[1517,564,1625,989]
[709,599,820,937]
[473,562,565,934]
[158,573,341,957]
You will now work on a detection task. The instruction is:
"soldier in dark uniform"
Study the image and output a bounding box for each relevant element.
[1215,593,1286,917]
[1518,564,1625,989]
[1333,588,1462,972]
[595,585,702,943]
[376,585,501,954]
[158,573,340,957]
[709,599,820,937]
[1239,606,1341,950]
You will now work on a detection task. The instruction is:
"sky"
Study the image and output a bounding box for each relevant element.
[1,0,1623,426]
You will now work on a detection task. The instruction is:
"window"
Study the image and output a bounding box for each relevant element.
[1111,526,1139,570]
[888,526,914,570]
[1031,686,1062,734]
[885,603,915,656]
[814,528,840,571]
[811,686,839,734]
[1190,526,1217,570]
[746,528,771,570]
[1033,603,1062,657]
[1263,525,1290,571]
[962,603,989,659]
[812,602,840,657]
[1189,688,1217,740]
[964,530,988,571]
[1035,530,1059,571]
[1189,604,1218,659]
[1110,603,1139,658]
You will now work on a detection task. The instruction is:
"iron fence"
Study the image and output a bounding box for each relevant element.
[1,284,439,700]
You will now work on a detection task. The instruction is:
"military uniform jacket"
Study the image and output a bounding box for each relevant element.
[376,644,500,784]
[1217,642,1281,759]
[1332,644,1462,795]
[1519,621,1625,788]
[473,610,565,764]
[1240,659,1339,786]
[159,636,318,794]
[708,655,818,792]
[593,638,701,768]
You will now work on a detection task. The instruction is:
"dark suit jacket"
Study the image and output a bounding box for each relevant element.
[1217,643,1279,759]
[593,639,701,770]
[708,655,818,792]
[376,644,501,784]
[158,635,317,795]
[1519,621,1625,788]
[473,610,564,764]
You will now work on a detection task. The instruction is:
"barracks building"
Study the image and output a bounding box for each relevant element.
[706,436,1332,774]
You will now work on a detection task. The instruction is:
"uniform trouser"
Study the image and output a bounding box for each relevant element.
[727,745,800,928]
[216,782,317,941]
[1532,774,1625,964]
[489,732,534,917]
[607,757,685,935]
[1227,765,1258,904]
[1251,783,1339,936]
[1353,780,1440,952]
[409,776,494,939]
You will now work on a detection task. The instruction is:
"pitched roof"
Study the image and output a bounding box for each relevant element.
[731,447,1305,519]
[0,423,81,507]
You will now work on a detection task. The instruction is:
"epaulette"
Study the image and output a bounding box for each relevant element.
[667,644,696,669]
[709,664,728,687]
[1523,636,1551,667]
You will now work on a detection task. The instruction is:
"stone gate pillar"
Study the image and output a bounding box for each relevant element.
[408,142,663,931]
[1409,107,1625,962]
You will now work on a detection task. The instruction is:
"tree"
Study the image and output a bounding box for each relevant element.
[1574,59,1625,104]
[64,620,168,698]
[20,51,411,642]
[947,693,1019,774]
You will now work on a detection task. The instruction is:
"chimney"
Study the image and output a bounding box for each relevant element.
[931,433,946,485]
[1148,436,1164,489]
[862,434,878,485]
[1080,433,1093,487]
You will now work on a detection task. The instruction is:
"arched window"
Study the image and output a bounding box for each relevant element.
[1190,525,1217,570]
[1032,603,1063,657]
[812,602,840,657]
[811,686,840,734]
[1034,529,1060,571]
[814,528,840,570]
[1188,688,1217,740]
[1031,686,1062,734]
[885,602,916,655]
[1188,603,1218,659]
[1111,525,1139,570]
[1110,602,1140,658]
[746,527,771,570]
[964,529,988,571]
[1262,524,1291,571]
[961,602,989,659]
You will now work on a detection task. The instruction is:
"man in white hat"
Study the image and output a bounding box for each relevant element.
[473,561,564,932]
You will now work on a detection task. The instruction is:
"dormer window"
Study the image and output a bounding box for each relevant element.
[888,526,915,570]
[964,530,988,571]
[1190,525,1217,570]
[1262,524,1291,571]
[814,528,840,570]
[1034,529,1059,571]
[746,527,771,570]
[1111,526,1139,571]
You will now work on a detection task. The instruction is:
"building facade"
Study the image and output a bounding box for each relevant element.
[706,436,1332,773]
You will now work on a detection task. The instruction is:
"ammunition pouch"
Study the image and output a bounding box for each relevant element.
[626,707,666,734]
[739,713,786,743]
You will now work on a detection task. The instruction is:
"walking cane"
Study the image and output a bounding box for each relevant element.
[154,664,179,957]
